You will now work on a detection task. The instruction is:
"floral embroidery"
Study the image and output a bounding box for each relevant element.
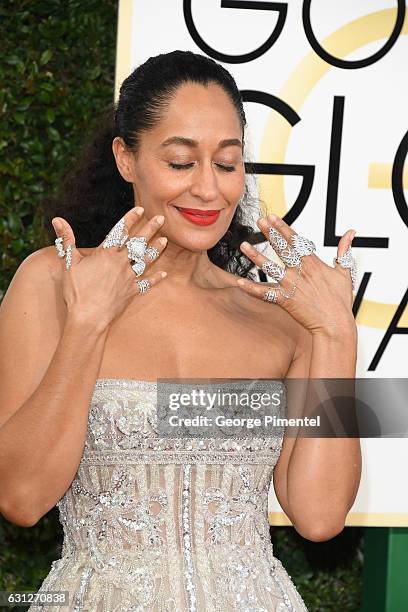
[28,380,308,612]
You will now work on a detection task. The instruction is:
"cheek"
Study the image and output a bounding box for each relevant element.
[150,169,187,201]
[224,171,245,202]
[137,167,182,206]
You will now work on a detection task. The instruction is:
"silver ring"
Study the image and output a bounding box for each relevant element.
[268,227,301,267]
[333,246,357,290]
[263,288,278,303]
[268,227,288,252]
[54,237,73,270]
[55,237,66,258]
[277,261,303,300]
[131,258,146,277]
[102,217,129,249]
[137,279,150,294]
[291,234,316,257]
[261,259,286,282]
[278,248,301,268]
[65,244,73,270]
[145,246,159,262]
[126,236,148,260]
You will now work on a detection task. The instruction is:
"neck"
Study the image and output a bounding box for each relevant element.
[147,240,227,289]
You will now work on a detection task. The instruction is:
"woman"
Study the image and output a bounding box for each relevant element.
[0,50,361,611]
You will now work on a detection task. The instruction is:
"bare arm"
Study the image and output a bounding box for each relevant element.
[0,208,167,527]
[273,324,361,541]
[0,249,109,527]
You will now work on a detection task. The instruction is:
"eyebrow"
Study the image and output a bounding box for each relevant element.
[160,136,243,149]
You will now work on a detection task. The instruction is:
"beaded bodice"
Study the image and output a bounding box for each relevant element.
[29,379,308,612]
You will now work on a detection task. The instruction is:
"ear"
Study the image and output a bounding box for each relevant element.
[112,136,134,182]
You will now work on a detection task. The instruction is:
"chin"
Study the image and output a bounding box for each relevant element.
[172,231,225,252]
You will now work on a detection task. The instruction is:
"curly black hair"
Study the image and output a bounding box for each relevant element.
[42,50,259,277]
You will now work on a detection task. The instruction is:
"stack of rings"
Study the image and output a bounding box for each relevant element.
[333,246,357,291]
[55,237,73,271]
[102,216,160,295]
[54,215,159,296]
[261,225,357,302]
[261,229,317,303]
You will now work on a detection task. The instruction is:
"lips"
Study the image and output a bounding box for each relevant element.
[175,207,220,216]
[174,206,221,226]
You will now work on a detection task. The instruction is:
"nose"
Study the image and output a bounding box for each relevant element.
[189,161,219,203]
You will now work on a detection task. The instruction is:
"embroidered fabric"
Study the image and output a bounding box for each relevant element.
[28,379,308,612]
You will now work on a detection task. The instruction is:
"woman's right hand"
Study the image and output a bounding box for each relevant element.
[51,206,168,331]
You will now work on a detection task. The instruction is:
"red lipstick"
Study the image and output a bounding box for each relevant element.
[174,206,221,226]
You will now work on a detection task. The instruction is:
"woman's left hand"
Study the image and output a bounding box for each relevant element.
[236,213,357,338]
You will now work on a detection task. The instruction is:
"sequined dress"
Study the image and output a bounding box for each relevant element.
[28,378,308,612]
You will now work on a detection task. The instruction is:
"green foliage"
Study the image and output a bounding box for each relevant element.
[0,2,362,609]
[0,509,62,594]
[271,526,363,610]
[0,0,118,298]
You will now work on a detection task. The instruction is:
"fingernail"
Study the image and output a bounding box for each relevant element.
[52,219,61,232]
[268,214,278,223]
[161,271,167,278]
[241,241,251,248]
[237,279,246,286]
[351,230,356,240]
[135,206,144,214]
[156,215,165,224]
[158,237,168,245]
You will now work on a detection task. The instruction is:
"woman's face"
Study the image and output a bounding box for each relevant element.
[114,82,246,252]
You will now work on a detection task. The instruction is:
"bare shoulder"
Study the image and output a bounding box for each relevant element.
[2,245,67,337]
[4,245,60,293]
[0,246,67,428]
[220,269,304,373]
[25,245,94,283]
[27,244,62,275]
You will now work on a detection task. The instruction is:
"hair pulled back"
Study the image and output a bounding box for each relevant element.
[42,50,257,276]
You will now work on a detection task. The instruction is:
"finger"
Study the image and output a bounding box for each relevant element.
[126,212,166,244]
[239,241,286,283]
[119,214,167,270]
[235,276,285,306]
[333,230,356,291]
[256,214,302,268]
[143,236,168,263]
[256,213,296,245]
[98,205,144,249]
[135,269,167,296]
[52,217,82,269]
[337,229,355,258]
[333,229,355,272]
[128,236,168,277]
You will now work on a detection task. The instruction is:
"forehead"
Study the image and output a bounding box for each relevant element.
[147,82,242,145]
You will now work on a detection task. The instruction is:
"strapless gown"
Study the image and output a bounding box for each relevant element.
[28,378,308,612]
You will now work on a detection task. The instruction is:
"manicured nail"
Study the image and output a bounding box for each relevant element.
[156,215,165,224]
[52,219,61,232]
[351,230,356,240]
[161,271,167,278]
[241,241,251,248]
[268,213,278,223]
[158,237,168,245]
[135,206,144,214]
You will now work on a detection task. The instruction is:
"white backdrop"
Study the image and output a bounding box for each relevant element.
[115,0,408,526]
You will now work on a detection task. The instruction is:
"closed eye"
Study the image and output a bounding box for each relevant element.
[168,162,236,172]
